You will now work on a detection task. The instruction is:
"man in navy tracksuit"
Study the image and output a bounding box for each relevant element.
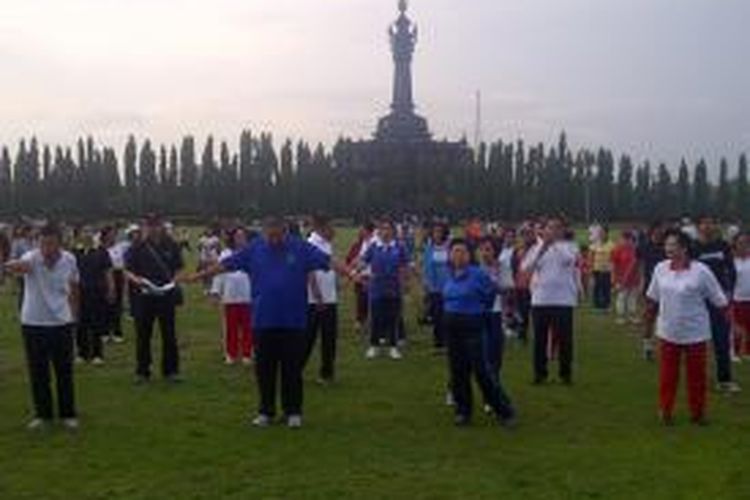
[692,216,741,393]
[190,216,335,428]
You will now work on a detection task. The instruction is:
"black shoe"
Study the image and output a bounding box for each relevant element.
[691,416,709,427]
[660,414,675,427]
[532,376,547,385]
[454,414,471,427]
[165,374,184,384]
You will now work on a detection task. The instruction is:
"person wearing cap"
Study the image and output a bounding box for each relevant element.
[125,215,185,384]
[187,216,348,429]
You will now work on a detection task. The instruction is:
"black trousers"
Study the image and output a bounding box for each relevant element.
[445,314,515,420]
[77,292,108,360]
[304,305,338,380]
[134,296,179,378]
[516,290,532,342]
[592,271,612,310]
[255,329,306,417]
[108,269,125,338]
[370,297,401,347]
[22,325,76,419]
[532,306,574,381]
[428,293,446,348]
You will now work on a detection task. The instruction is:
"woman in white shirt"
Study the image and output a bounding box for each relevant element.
[521,217,579,385]
[732,232,750,359]
[211,228,253,365]
[645,229,729,426]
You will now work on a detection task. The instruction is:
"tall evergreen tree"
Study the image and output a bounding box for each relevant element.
[737,153,749,218]
[676,159,690,216]
[692,159,710,216]
[716,158,730,219]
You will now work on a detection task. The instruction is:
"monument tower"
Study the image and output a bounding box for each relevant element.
[375,0,431,142]
[340,0,471,214]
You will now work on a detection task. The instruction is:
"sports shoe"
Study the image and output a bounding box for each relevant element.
[165,374,184,384]
[252,414,272,428]
[483,404,493,415]
[615,318,627,326]
[133,375,150,385]
[75,356,86,365]
[241,357,252,366]
[731,354,742,364]
[717,381,742,394]
[691,416,710,427]
[62,418,80,431]
[112,335,125,344]
[388,347,403,360]
[365,347,379,359]
[26,418,48,431]
[91,357,105,366]
[444,390,455,407]
[498,415,518,429]
[287,415,303,429]
[224,356,236,365]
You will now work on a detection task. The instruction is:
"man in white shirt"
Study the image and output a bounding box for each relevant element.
[522,217,579,385]
[303,216,339,383]
[4,224,81,431]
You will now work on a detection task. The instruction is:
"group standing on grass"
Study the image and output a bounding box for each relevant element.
[3,212,750,432]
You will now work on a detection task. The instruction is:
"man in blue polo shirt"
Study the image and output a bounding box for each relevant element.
[189,216,340,428]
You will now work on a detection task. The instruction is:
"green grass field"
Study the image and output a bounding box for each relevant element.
[1,228,750,499]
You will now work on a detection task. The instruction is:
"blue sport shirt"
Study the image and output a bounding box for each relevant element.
[442,265,497,315]
[222,236,331,330]
[362,241,409,300]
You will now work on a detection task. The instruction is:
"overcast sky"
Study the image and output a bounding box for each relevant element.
[0,0,748,170]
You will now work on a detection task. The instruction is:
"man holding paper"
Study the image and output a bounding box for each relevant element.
[125,215,184,384]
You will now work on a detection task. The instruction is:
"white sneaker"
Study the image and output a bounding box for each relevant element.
[615,318,627,326]
[112,336,125,344]
[718,381,742,394]
[365,347,379,359]
[287,415,303,429]
[445,390,455,407]
[732,354,743,364]
[75,356,86,365]
[241,357,252,366]
[26,418,47,431]
[224,356,236,365]
[62,418,80,431]
[252,414,272,428]
[389,347,403,360]
[91,357,105,366]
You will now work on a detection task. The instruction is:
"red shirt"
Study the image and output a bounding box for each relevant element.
[611,243,639,288]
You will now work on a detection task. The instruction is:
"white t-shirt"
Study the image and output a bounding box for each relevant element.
[733,257,750,302]
[198,235,221,263]
[646,261,729,345]
[211,249,251,305]
[521,241,579,307]
[498,247,516,290]
[108,240,130,270]
[307,232,338,305]
[21,249,80,326]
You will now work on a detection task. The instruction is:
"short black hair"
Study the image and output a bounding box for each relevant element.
[664,228,691,251]
[449,237,469,250]
[39,223,62,241]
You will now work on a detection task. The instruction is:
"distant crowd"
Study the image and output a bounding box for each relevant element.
[1,212,748,430]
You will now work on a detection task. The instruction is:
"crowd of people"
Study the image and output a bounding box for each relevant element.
[1,212,748,431]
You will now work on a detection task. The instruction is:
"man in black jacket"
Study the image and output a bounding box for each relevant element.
[125,215,184,384]
[692,215,741,393]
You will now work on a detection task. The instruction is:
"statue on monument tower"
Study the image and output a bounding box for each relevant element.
[375,0,430,142]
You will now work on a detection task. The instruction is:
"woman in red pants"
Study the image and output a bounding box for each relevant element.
[211,228,253,365]
[645,229,730,426]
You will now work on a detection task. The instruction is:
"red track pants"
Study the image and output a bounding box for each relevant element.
[733,302,750,356]
[659,339,707,420]
[224,304,253,360]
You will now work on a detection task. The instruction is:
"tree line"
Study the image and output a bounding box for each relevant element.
[0,131,747,222]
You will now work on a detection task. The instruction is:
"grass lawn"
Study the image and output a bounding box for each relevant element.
[1,228,750,499]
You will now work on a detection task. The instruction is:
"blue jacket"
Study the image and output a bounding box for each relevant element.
[222,236,330,330]
[423,242,451,294]
[442,265,497,315]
